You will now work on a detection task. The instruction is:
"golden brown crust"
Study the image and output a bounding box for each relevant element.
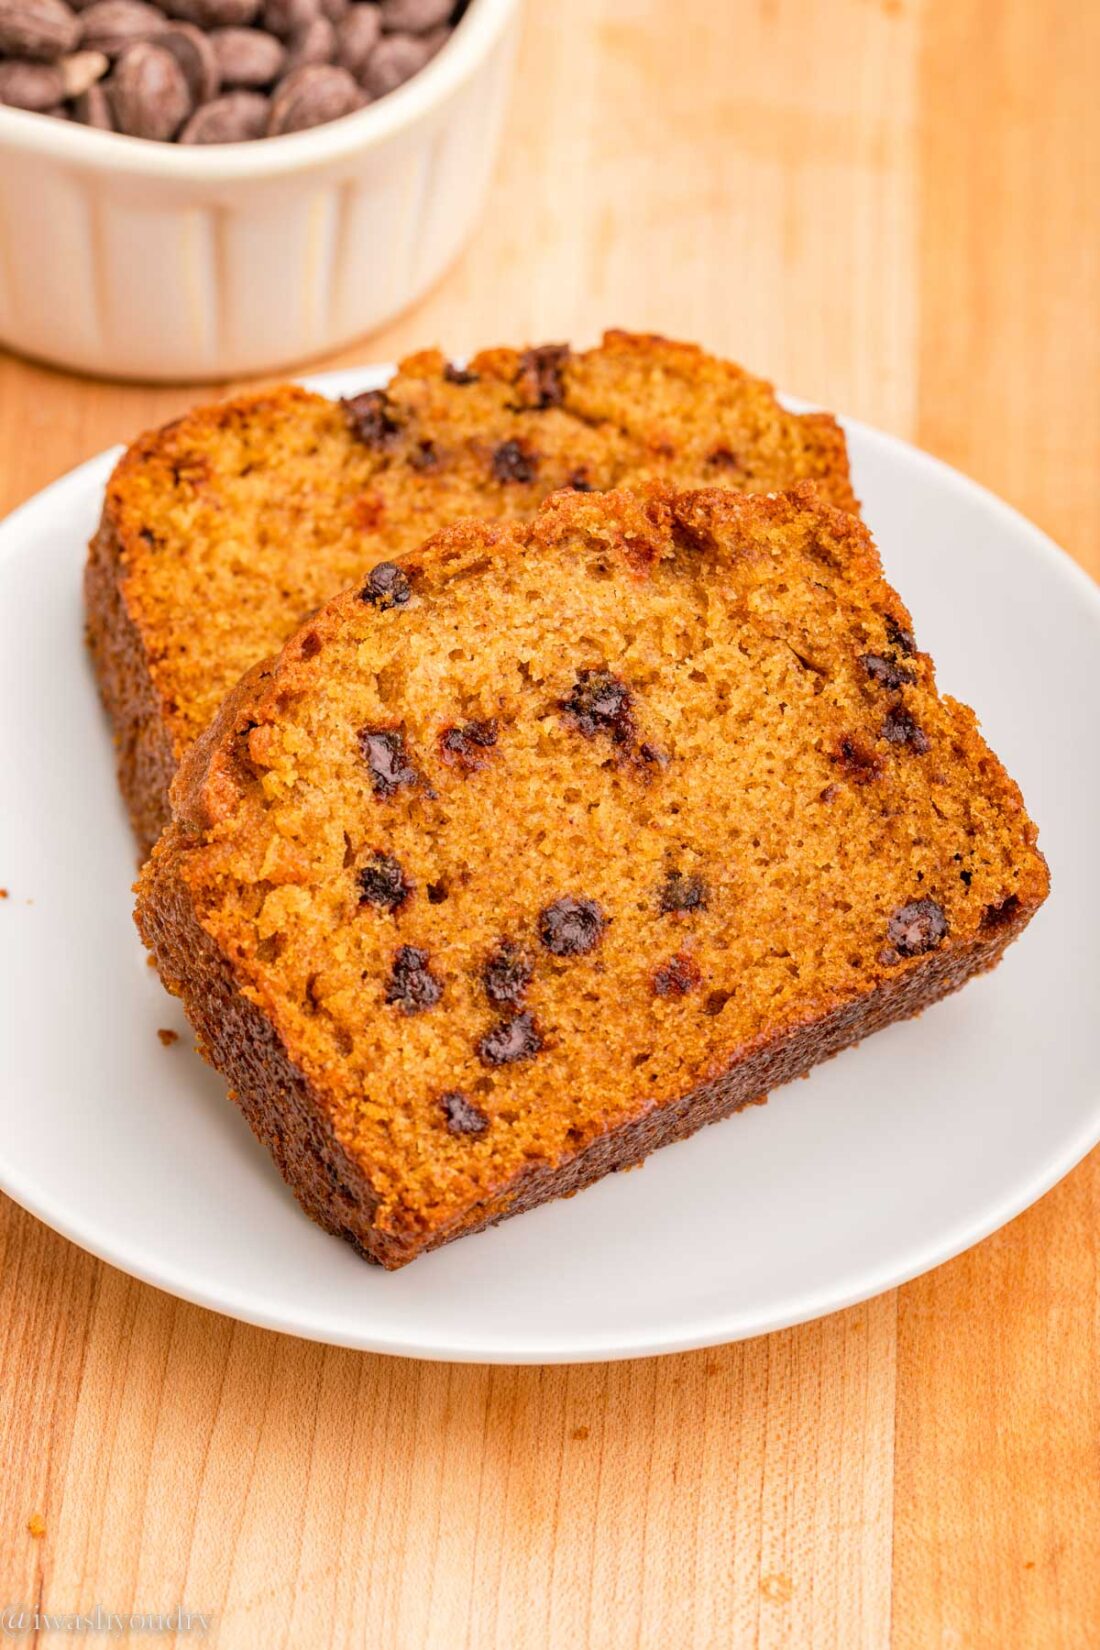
[138,834,387,1258]
[136,481,1049,1268]
[84,510,180,851]
[87,337,857,854]
[138,822,1033,1268]
[86,386,324,854]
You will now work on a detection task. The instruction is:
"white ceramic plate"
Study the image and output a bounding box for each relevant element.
[2,367,1098,1364]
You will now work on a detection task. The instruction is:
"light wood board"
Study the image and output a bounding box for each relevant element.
[1,0,1097,1642]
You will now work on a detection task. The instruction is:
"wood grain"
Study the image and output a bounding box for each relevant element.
[0,0,1095,1644]
[891,7,1100,1646]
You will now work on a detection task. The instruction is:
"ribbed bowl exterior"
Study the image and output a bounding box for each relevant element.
[0,3,519,382]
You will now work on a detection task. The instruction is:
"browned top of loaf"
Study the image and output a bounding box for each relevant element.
[103,330,855,760]
[140,482,1048,1251]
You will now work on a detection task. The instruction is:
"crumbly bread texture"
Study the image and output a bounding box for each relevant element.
[136,483,1049,1269]
[86,331,856,852]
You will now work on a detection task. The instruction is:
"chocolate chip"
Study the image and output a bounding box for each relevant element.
[443,362,478,385]
[426,880,448,904]
[482,939,532,1007]
[360,560,411,609]
[885,614,917,657]
[538,897,606,957]
[79,1,165,60]
[211,22,285,86]
[886,898,948,958]
[491,438,538,484]
[639,741,669,767]
[478,1011,542,1066]
[379,0,452,36]
[333,1,380,73]
[0,60,64,108]
[438,718,498,772]
[281,13,335,75]
[13,0,452,147]
[358,851,410,911]
[0,0,81,61]
[341,389,401,449]
[361,30,435,96]
[166,0,262,26]
[440,1090,488,1136]
[359,728,418,797]
[266,61,364,133]
[109,41,193,141]
[833,734,884,783]
[514,343,569,409]
[560,668,634,744]
[261,0,316,39]
[568,468,595,492]
[178,88,268,140]
[408,438,439,472]
[653,953,701,997]
[881,707,930,753]
[980,894,1020,931]
[659,871,706,915]
[156,21,220,103]
[385,945,442,1013]
[859,652,916,691]
[959,868,973,887]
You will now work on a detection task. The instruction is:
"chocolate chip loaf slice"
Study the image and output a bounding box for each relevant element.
[135,483,1048,1269]
[86,331,855,853]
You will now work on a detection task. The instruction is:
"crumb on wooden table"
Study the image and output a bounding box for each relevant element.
[26,1513,46,1539]
[157,1028,179,1047]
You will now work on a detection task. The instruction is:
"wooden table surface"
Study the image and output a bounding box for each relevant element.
[1,1,1097,1644]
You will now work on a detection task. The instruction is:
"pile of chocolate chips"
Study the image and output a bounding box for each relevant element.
[0,0,470,143]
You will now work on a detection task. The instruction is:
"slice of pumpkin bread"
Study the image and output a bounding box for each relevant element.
[135,483,1048,1269]
[86,331,856,852]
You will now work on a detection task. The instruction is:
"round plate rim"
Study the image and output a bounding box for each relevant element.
[0,366,1097,1363]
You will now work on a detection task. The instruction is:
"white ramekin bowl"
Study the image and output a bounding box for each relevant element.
[0,0,521,383]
